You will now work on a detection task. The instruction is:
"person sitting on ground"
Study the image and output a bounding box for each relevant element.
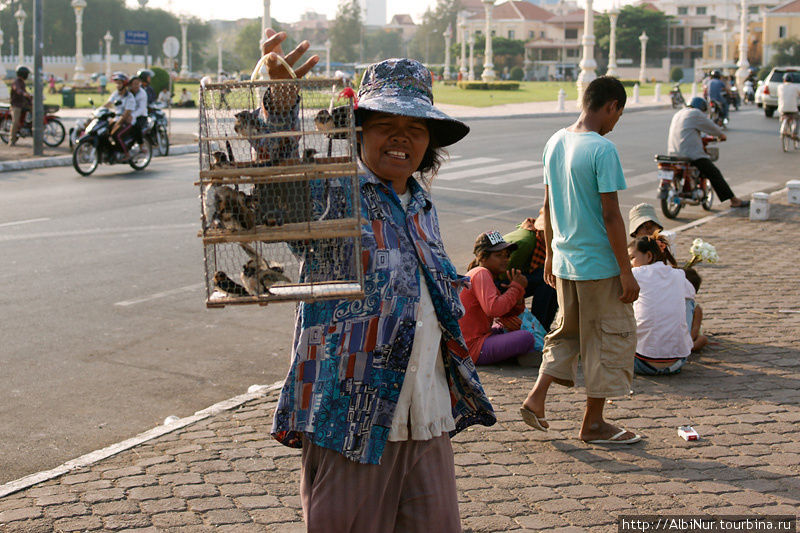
[157,88,171,106]
[668,97,749,208]
[178,88,195,108]
[629,203,663,239]
[778,73,799,140]
[502,209,558,330]
[459,231,541,366]
[629,235,696,375]
[683,267,709,352]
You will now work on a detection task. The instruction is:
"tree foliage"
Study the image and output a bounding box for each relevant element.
[0,0,211,73]
[364,29,403,62]
[408,0,461,64]
[771,37,800,66]
[330,0,363,63]
[595,6,669,69]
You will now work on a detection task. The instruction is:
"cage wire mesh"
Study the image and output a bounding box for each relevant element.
[197,78,364,307]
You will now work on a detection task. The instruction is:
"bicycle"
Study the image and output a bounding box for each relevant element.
[780,113,799,152]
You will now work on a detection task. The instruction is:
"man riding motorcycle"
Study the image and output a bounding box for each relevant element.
[137,69,158,106]
[707,70,729,123]
[667,97,749,208]
[105,72,137,160]
[9,66,33,146]
[128,76,149,145]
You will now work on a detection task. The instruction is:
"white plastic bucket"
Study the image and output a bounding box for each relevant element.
[750,192,770,221]
[787,180,800,205]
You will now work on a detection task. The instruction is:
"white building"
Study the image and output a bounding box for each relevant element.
[360,0,387,27]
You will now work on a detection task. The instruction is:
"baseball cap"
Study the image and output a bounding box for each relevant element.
[473,231,518,256]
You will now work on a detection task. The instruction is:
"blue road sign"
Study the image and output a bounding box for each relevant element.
[124,31,149,46]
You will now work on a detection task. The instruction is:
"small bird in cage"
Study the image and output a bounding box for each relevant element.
[211,185,255,232]
[213,271,250,297]
[233,108,299,166]
[240,257,292,296]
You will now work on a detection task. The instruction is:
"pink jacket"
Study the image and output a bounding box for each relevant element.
[459,266,525,363]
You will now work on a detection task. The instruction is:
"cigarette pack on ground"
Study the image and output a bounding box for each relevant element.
[678,425,699,441]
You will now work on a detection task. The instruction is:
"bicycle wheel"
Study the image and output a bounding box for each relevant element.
[43,119,66,147]
[0,117,12,144]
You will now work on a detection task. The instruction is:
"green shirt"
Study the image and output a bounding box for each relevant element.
[503,226,539,275]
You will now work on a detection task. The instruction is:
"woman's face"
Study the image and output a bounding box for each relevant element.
[629,247,652,268]
[360,112,430,194]
[480,249,511,276]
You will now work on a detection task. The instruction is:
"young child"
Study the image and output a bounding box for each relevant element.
[521,76,641,444]
[683,267,709,351]
[459,231,540,365]
[629,236,696,375]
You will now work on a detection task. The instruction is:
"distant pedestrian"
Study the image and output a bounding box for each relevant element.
[521,76,642,444]
[48,75,56,94]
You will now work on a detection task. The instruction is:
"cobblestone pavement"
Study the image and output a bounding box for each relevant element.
[2,199,799,532]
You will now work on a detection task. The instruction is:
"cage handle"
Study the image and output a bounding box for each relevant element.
[251,53,297,81]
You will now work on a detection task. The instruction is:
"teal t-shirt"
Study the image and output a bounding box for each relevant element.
[543,129,627,281]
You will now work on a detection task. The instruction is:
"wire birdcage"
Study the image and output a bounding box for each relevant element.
[197,77,364,307]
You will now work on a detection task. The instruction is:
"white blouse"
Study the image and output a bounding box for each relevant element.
[387,190,456,441]
[632,262,696,359]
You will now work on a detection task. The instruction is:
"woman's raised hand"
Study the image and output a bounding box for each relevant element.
[261,29,319,80]
[508,268,528,289]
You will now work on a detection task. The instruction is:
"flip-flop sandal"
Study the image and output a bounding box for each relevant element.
[584,429,641,445]
[733,200,750,208]
[519,406,548,432]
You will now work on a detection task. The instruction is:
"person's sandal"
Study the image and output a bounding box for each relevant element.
[520,406,548,432]
[733,200,750,208]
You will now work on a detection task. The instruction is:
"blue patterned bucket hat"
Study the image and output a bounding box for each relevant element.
[356,58,469,147]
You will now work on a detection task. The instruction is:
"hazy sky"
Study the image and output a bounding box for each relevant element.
[126,0,613,24]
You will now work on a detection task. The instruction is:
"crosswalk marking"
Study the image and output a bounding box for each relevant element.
[439,157,498,171]
[523,168,635,188]
[625,171,659,189]
[473,165,543,185]
[437,160,537,181]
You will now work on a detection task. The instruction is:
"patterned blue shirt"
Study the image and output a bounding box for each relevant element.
[271,163,496,464]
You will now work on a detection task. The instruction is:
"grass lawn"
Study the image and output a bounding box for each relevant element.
[42,81,202,109]
[432,81,656,107]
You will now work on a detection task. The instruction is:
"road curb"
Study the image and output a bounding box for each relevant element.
[0,144,199,173]
[0,380,283,499]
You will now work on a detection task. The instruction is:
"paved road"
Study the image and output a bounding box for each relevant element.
[0,105,794,484]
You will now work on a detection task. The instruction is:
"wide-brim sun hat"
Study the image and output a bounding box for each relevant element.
[628,203,663,237]
[355,58,469,147]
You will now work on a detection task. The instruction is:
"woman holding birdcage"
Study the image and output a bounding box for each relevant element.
[255,30,495,531]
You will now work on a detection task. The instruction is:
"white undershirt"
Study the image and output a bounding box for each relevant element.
[387,189,456,441]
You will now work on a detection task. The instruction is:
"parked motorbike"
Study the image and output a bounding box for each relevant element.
[655,135,720,219]
[72,106,152,176]
[0,103,66,147]
[670,84,685,109]
[709,100,727,128]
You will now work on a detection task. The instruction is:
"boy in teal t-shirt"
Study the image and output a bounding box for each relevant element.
[521,77,642,445]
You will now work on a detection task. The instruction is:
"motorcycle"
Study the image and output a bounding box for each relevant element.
[670,84,685,109]
[743,80,755,104]
[0,103,66,147]
[728,86,740,111]
[655,135,720,219]
[146,102,170,156]
[709,100,727,128]
[72,106,153,176]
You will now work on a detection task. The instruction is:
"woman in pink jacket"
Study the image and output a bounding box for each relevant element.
[460,231,538,365]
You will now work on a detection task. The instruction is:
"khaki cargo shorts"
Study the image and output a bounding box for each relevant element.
[539,276,636,398]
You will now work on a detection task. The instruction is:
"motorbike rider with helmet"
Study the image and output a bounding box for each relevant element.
[105,72,137,159]
[707,70,730,123]
[9,66,33,146]
[667,97,749,208]
[136,69,157,105]
[128,76,149,145]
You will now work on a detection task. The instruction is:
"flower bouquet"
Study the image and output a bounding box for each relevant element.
[684,238,719,268]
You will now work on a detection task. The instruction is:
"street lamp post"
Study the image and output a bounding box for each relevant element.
[104,31,112,79]
[71,0,87,82]
[179,16,190,77]
[735,0,750,91]
[639,31,649,84]
[722,22,729,64]
[325,39,331,77]
[576,0,597,102]
[607,4,619,77]
[443,23,452,80]
[0,30,4,75]
[481,0,496,81]
[262,0,271,37]
[468,33,475,80]
[217,38,223,81]
[459,14,468,78]
[15,6,26,66]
